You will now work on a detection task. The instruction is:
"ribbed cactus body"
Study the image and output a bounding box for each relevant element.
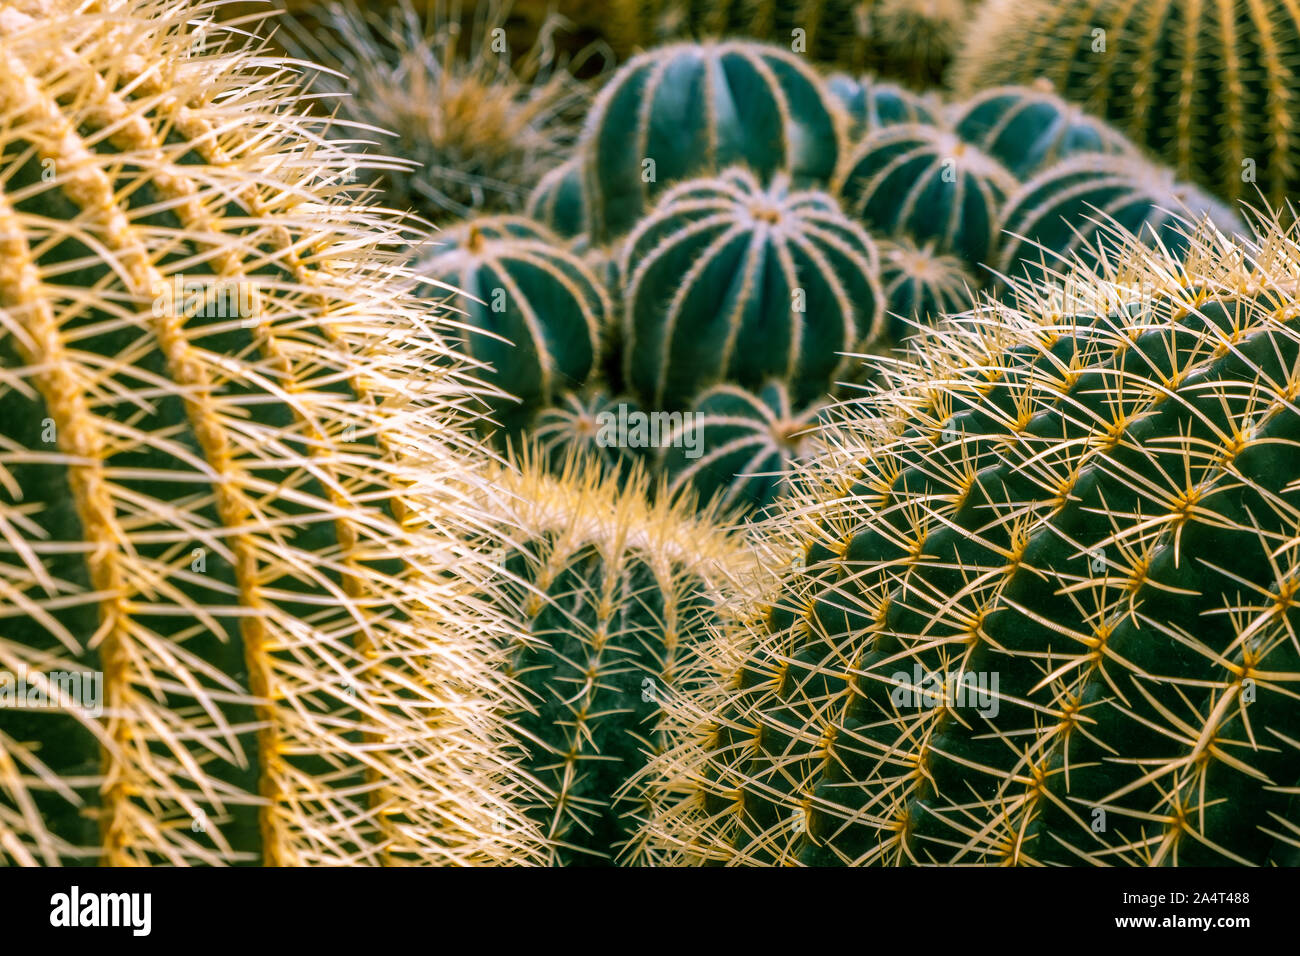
[877,237,975,340]
[836,125,1016,269]
[533,389,649,477]
[0,0,534,866]
[952,82,1134,180]
[418,216,606,431]
[486,455,755,864]
[638,219,1300,866]
[582,41,842,241]
[527,158,588,239]
[620,168,884,410]
[997,154,1242,286]
[952,0,1300,207]
[661,381,821,514]
[827,73,938,142]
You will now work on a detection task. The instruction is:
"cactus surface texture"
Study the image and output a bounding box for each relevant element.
[527,158,589,239]
[827,72,938,142]
[0,0,538,866]
[636,217,1300,866]
[952,0,1300,208]
[533,389,649,477]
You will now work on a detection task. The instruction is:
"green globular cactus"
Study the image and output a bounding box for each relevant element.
[417,216,606,433]
[836,124,1017,270]
[620,168,885,410]
[998,154,1243,288]
[877,237,976,340]
[636,216,1300,866]
[484,452,759,864]
[826,73,939,142]
[0,0,539,867]
[951,0,1300,208]
[532,389,649,477]
[527,157,588,240]
[661,381,822,515]
[581,40,843,241]
[952,80,1135,180]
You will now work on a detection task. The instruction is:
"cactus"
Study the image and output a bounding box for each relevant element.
[661,381,822,515]
[483,451,759,864]
[0,0,538,866]
[282,0,594,223]
[836,124,1017,269]
[998,154,1243,288]
[581,40,844,241]
[416,216,607,434]
[952,81,1135,180]
[527,157,588,240]
[951,0,1300,208]
[870,0,970,85]
[827,72,939,142]
[620,168,885,411]
[877,237,976,340]
[532,389,649,477]
[636,215,1300,866]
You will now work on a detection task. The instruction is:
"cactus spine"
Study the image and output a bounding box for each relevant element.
[636,216,1300,866]
[0,0,537,866]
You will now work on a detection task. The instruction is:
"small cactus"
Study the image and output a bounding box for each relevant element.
[532,389,649,477]
[877,237,977,340]
[417,216,607,433]
[581,40,844,241]
[826,72,939,142]
[620,168,884,410]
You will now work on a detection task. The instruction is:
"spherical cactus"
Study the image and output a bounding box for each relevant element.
[836,124,1017,270]
[826,72,939,142]
[484,452,760,864]
[417,216,606,432]
[661,381,823,515]
[877,237,976,340]
[532,389,649,477]
[620,168,885,410]
[951,0,1300,207]
[527,157,588,240]
[952,81,1135,180]
[637,216,1300,866]
[998,154,1243,287]
[869,0,971,85]
[0,0,538,866]
[581,40,844,241]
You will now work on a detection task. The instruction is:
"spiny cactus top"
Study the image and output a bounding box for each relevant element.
[620,167,884,410]
[877,236,976,341]
[952,0,1300,207]
[0,0,537,866]
[581,40,843,241]
[636,216,1300,866]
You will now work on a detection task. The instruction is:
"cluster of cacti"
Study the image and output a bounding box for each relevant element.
[0,0,538,866]
[952,0,1300,208]
[635,217,1300,866]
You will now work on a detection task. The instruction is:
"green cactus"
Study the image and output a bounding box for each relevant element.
[527,157,588,240]
[997,154,1242,288]
[661,381,823,515]
[417,216,607,433]
[637,215,1300,866]
[532,389,649,478]
[836,124,1017,270]
[620,168,885,411]
[952,80,1135,180]
[951,0,1300,208]
[484,452,759,864]
[581,40,844,241]
[826,72,939,142]
[877,237,976,340]
[0,0,538,866]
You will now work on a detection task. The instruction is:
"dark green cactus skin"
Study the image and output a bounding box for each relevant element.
[660,381,821,514]
[417,216,606,432]
[621,168,883,410]
[877,237,976,341]
[656,256,1300,865]
[527,158,588,239]
[997,155,1242,286]
[836,125,1016,270]
[952,82,1134,180]
[581,41,843,241]
[827,72,938,142]
[533,389,649,478]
